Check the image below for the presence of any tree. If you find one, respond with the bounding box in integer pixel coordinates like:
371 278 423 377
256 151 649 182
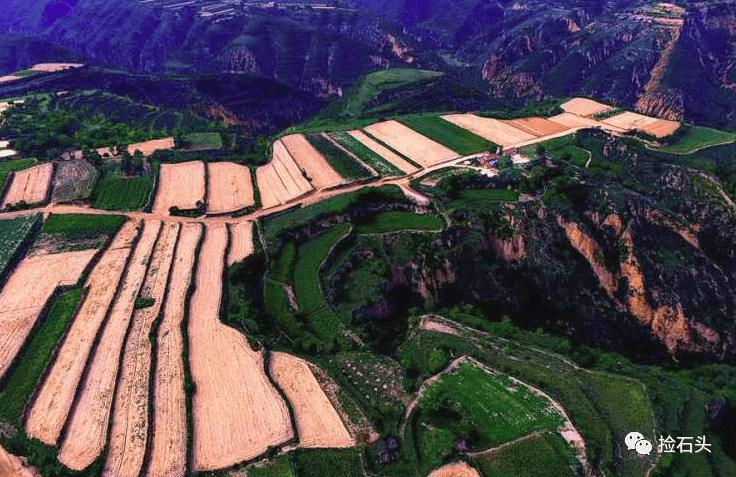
535 144 547 157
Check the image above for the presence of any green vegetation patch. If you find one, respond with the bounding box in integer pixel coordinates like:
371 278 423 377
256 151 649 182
305 133 372 180
41 213 125 241
182 132 222 151
328 131 403 176
448 189 519 209
473 432 577 477
92 173 154 211
0 215 38 273
519 134 589 166
248 454 295 477
356 212 443 234
343 68 444 117
0 287 83 423
293 448 364 477
655 125 736 154
399 116 497 155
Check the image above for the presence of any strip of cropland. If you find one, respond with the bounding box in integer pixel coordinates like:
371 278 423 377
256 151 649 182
104 222 180 477
640 119 681 138
328 131 404 176
428 461 481 477
1 163 53 208
228 221 253 266
0 249 97 380
145 223 202 477
57 220 161 471
206 162 254 214
363 120 458 167
0 215 38 275
0 443 36 477
270 352 354 448
256 140 313 209
547 112 623 132
152 161 205 214
503 117 568 138
602 111 659 131
440 114 536 147
304 133 373 180
347 130 419 174
559 97 613 117
189 224 293 471
399 116 498 155
280 134 343 189
25 220 139 445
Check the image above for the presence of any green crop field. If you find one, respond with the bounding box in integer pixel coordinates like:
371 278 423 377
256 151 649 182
448 189 519 209
473 432 576 477
293 449 364 477
655 125 736 154
41 213 125 241
343 69 445 117
0 287 83 423
0 215 38 273
305 134 372 180
416 362 564 449
328 132 403 176
248 455 295 477
399 116 497 155
356 212 443 234
92 173 154 211
183 132 222 150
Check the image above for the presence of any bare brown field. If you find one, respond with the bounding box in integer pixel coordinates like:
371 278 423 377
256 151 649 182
124 137 174 157
25 220 139 446
206 162 254 214
103 222 179 477
440 114 535 146
29 63 84 72
560 97 612 117
228 221 254 266
145 223 202 477
189 224 293 471
280 134 343 189
270 352 354 448
363 121 458 167
504 117 569 137
348 130 419 174
273 141 313 194
0 75 21 84
547 112 626 133
602 111 659 131
152 161 205 214
641 119 681 138
58 220 161 471
2 163 53 208
255 163 289 209
0 443 39 477
427 461 481 477
0 249 97 380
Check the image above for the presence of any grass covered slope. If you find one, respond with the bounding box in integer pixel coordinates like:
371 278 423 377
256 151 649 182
342 69 445 117
399 116 497 155
655 125 736 154
473 432 576 477
356 211 443 234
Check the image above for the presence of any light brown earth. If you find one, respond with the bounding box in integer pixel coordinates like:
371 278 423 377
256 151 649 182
547 112 628 134
440 114 536 146
25 220 139 445
153 161 206 214
427 462 481 477
189 224 293 471
57 220 161 470
272 139 313 195
145 223 202 477
256 140 315 209
0 75 21 84
280 134 343 189
602 111 659 131
29 63 84 72
123 137 175 157
269 352 354 448
0 443 39 477
504 117 569 137
2 163 53 208
255 163 290 209
206 162 254 214
228 221 254 266
103 222 180 477
0 249 96 380
347 130 419 174
639 119 681 138
560 97 613 117
364 121 458 167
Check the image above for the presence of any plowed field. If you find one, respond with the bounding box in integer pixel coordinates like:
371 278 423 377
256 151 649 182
228 221 253 265
2 163 53 208
363 121 457 167
152 161 205 214
347 130 419 174
440 115 535 147
560 98 612 117
206 162 254 214
280 135 343 189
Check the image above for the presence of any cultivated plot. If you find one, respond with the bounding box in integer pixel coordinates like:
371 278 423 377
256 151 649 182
547 112 626 133
428 461 481 477
30 63 84 72
504 117 568 137
270 352 354 448
189 224 293 471
560 97 612 117
153 161 206 214
440 114 536 147
51 159 97 203
58 220 161 471
0 249 97 380
280 134 343 189
256 140 314 209
347 130 419 174
228 221 254 266
26 220 139 445
206 162 254 214
146 223 202 477
0 443 36 477
602 111 659 131
104 222 180 477
2 163 53 208
641 119 681 138
363 120 458 167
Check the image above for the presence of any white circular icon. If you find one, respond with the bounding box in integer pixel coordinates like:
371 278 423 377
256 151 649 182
625 431 652 455
636 439 653 455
